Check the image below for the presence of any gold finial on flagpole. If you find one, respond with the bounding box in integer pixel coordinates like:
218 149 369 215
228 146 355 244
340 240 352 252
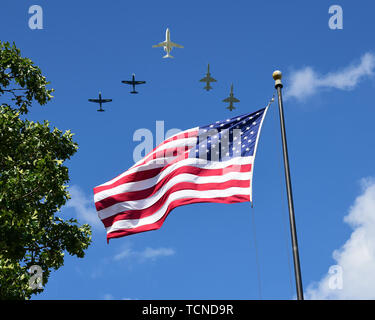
272 70 283 88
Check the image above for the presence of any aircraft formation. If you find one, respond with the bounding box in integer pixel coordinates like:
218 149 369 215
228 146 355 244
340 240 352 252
88 28 240 112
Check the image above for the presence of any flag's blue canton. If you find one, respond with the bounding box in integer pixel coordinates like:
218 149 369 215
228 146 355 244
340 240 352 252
190 108 266 161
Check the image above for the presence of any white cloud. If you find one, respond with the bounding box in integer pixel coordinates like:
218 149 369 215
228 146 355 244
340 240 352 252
113 246 133 261
305 178 375 299
141 247 175 259
114 243 175 262
66 185 103 230
285 53 375 101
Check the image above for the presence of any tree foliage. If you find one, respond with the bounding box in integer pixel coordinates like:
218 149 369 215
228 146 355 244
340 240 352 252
0 41 92 299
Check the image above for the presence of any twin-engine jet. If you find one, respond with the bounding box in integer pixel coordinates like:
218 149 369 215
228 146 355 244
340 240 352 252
121 74 146 94
199 64 217 91
223 84 240 111
88 92 112 112
152 28 183 58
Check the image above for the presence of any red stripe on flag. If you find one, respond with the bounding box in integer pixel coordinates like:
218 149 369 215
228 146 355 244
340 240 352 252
93 167 165 194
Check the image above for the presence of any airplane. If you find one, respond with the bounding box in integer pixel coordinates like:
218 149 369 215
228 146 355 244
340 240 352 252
152 28 183 58
199 64 217 91
121 73 146 94
223 84 240 111
88 92 112 112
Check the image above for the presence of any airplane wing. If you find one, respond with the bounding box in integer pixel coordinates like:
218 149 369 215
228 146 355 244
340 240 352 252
134 81 146 85
152 41 166 48
88 99 99 103
223 97 240 103
170 41 184 48
200 76 216 82
101 99 112 103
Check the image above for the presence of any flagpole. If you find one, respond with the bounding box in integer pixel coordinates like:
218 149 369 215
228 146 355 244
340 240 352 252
273 70 304 300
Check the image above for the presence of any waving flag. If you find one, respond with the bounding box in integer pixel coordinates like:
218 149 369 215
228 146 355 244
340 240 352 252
94 107 268 241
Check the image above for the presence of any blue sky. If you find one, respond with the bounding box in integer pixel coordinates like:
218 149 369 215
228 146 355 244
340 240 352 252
2 0 375 299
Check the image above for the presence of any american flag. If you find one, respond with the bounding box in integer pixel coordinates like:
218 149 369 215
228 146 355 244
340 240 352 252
94 107 268 241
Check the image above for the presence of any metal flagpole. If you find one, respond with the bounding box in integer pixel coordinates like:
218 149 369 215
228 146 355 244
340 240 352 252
272 70 304 300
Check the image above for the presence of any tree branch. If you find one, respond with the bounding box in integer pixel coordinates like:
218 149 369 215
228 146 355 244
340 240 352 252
14 186 40 201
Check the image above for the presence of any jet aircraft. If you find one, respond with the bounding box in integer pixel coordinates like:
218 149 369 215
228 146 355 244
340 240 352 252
223 84 240 111
152 28 183 58
88 92 112 112
199 64 217 91
121 74 146 94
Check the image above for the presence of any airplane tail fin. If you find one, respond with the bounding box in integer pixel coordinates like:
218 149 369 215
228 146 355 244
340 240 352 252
130 91 138 94
204 85 212 91
163 53 174 58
